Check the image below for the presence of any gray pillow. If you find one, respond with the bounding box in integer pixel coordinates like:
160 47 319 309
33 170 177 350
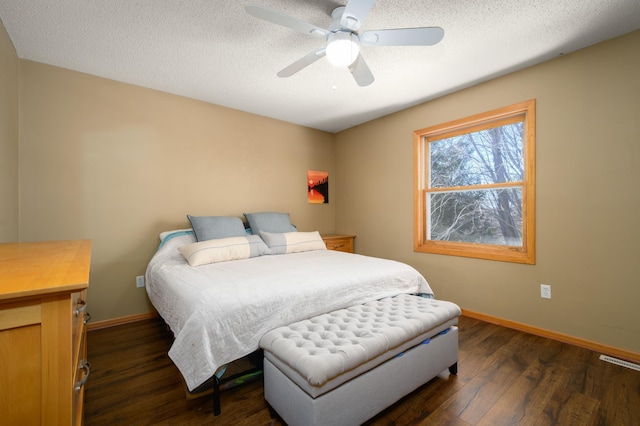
243 212 296 236
187 215 247 242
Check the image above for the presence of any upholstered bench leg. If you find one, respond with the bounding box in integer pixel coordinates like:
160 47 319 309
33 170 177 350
448 362 458 375
267 404 280 420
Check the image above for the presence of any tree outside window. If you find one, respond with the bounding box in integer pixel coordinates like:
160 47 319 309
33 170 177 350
413 100 536 264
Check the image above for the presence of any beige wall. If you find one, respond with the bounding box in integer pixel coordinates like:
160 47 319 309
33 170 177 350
11 22 639 353
19 61 335 321
335 31 640 353
0 18 19 241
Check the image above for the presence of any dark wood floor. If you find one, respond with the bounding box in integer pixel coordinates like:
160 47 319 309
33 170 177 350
84 316 640 426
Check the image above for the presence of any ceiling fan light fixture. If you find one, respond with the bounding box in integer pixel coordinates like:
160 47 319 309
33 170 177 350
326 31 360 67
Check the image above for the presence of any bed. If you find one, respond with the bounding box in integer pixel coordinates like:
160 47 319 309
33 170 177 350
144 213 435 411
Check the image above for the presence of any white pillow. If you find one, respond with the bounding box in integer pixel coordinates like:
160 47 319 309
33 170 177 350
260 231 326 255
178 235 270 266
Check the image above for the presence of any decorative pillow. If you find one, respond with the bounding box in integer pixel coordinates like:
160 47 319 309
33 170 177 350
178 235 271 266
187 215 247 242
260 231 326 255
243 212 297 236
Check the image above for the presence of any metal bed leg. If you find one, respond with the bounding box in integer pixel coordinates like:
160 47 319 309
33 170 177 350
211 352 264 416
213 376 221 416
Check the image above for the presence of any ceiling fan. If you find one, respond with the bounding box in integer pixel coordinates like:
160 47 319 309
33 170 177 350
245 0 444 87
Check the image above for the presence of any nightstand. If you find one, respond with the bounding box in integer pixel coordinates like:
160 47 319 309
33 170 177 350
321 234 355 253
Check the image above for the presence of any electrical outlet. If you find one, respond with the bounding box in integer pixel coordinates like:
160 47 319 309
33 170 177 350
540 284 551 299
136 275 145 288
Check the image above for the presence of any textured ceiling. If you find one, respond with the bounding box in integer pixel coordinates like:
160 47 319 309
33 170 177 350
1 0 639 133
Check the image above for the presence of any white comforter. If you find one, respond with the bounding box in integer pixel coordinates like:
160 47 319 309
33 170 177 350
145 234 433 391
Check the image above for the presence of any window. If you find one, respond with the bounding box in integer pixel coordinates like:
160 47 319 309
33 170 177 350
413 100 535 264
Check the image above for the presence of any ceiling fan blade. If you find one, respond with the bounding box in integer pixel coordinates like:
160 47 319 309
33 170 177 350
277 48 327 78
361 27 444 46
245 4 329 37
340 0 376 31
348 54 375 87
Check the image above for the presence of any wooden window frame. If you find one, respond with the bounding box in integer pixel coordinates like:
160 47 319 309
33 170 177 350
413 100 536 264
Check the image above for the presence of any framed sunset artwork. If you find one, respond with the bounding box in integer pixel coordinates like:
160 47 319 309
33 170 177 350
307 170 328 204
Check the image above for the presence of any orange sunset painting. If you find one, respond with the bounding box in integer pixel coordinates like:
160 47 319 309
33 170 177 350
307 170 328 204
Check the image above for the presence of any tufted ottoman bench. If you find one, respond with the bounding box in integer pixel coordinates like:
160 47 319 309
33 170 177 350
259 294 461 426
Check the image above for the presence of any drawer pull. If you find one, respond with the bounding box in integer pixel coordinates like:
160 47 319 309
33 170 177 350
75 300 88 317
84 312 92 324
75 360 91 390
332 244 345 249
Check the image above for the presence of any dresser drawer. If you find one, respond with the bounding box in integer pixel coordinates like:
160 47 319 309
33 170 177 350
322 235 355 253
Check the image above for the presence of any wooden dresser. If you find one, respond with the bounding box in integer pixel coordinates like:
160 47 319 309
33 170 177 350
0 240 92 425
321 234 355 253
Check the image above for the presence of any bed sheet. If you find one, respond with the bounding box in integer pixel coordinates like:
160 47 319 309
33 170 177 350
145 234 433 391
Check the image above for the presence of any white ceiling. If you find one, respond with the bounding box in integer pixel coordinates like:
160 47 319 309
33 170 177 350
1 1 639 133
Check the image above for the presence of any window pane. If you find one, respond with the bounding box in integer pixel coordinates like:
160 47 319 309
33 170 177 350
428 187 523 246
429 122 524 188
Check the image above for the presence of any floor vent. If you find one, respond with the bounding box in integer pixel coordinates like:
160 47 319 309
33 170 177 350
599 355 640 371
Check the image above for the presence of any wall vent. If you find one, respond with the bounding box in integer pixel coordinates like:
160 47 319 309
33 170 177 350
599 355 640 371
